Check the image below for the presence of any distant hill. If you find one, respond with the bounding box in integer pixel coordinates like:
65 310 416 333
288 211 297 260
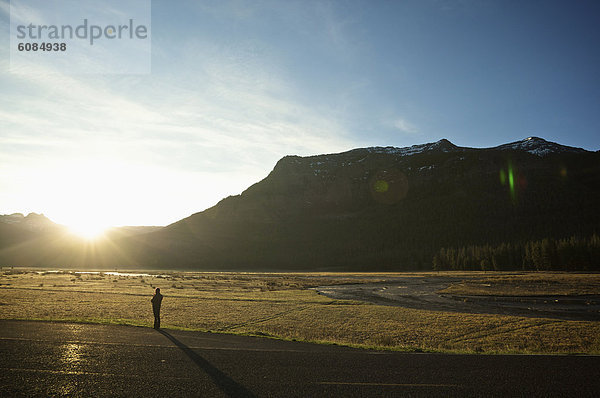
104 226 164 239
0 213 61 232
1 137 599 270
0 214 162 268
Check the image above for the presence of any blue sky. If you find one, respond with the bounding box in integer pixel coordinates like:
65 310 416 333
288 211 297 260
1 0 599 231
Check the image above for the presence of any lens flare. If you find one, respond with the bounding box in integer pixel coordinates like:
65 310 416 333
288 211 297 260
508 163 515 200
500 161 527 203
374 180 389 193
560 167 568 178
370 169 409 205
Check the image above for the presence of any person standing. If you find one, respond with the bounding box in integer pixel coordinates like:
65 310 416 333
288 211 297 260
151 287 163 329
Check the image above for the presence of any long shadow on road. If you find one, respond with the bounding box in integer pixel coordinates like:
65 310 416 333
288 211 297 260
157 329 256 398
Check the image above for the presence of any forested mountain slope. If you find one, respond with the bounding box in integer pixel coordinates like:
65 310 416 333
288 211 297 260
132 137 600 270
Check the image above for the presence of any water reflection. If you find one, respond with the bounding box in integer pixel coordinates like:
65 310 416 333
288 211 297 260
76 271 155 277
37 270 166 277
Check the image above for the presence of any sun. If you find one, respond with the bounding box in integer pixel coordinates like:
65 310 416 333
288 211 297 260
31 157 181 237
35 158 122 240
68 221 109 240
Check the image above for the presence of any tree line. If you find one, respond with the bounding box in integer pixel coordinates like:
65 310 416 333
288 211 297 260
432 234 600 271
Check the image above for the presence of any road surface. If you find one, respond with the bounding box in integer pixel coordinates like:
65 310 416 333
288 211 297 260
0 320 598 397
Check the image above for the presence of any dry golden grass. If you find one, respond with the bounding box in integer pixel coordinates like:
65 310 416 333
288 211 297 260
1 269 599 355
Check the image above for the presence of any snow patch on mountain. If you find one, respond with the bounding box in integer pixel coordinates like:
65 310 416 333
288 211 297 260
494 137 587 157
364 139 458 157
279 137 589 178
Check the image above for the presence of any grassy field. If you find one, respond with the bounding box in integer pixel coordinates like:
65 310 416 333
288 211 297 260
1 269 599 355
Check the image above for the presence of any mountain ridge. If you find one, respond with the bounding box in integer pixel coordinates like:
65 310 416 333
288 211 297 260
286 137 587 163
2 136 599 270
140 136 598 270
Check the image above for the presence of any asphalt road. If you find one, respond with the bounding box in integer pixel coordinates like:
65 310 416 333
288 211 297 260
1 320 598 397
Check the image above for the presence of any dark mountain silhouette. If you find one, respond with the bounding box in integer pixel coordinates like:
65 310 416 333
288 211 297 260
104 226 164 238
0 214 162 268
1 137 599 270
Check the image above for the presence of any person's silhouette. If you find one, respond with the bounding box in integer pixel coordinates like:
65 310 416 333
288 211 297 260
151 287 163 329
